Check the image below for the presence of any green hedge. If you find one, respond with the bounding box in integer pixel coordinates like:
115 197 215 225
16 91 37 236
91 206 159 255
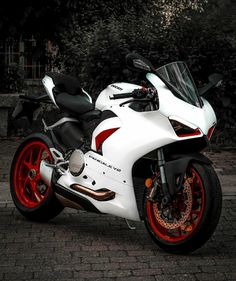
56 1 235 146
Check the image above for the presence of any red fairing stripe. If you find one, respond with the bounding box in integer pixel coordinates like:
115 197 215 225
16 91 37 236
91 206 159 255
95 128 120 151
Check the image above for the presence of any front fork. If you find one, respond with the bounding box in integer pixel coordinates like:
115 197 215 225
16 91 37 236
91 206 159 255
148 148 171 204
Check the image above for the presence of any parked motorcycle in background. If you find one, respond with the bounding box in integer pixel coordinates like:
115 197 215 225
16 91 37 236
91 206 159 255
10 53 223 254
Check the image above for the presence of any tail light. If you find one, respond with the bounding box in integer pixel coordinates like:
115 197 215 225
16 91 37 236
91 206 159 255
170 119 202 138
207 125 216 140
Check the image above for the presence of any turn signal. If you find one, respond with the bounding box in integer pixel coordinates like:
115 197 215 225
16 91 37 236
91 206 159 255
145 178 153 189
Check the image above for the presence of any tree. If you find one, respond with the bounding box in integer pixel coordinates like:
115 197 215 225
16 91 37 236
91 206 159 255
55 0 211 92
55 0 235 145
0 0 154 40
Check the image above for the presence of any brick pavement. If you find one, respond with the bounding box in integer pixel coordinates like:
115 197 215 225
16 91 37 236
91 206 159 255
0 200 235 281
0 138 236 281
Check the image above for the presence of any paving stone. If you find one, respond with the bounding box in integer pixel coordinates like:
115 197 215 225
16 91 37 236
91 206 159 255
132 268 163 276
92 262 120 271
195 272 227 281
74 270 104 278
137 255 166 262
110 256 137 263
82 257 107 264
201 265 232 273
81 245 108 251
3 272 34 281
225 272 236 280
100 250 128 257
54 263 91 271
34 270 74 279
155 274 197 281
117 277 156 281
119 262 149 270
104 269 132 278
128 250 154 256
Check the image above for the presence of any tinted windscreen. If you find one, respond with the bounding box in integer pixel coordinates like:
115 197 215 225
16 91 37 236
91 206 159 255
156 62 201 107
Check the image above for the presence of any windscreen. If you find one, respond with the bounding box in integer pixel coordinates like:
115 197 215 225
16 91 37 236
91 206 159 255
156 62 201 107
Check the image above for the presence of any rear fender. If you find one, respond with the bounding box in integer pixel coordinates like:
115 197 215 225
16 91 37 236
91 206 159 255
22 133 54 148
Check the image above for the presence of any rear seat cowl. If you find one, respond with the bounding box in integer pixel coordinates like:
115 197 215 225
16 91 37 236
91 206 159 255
46 72 83 96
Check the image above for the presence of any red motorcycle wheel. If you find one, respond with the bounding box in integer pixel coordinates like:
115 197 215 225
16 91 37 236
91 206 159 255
144 162 222 254
13 140 52 208
10 134 64 221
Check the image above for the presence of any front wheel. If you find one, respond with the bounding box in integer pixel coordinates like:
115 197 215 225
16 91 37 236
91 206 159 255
144 162 222 254
10 134 64 221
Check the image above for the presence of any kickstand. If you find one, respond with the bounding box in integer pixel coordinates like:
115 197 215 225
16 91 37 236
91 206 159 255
125 219 136 230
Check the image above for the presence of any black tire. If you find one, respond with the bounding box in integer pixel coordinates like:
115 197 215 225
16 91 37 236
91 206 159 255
10 133 64 222
144 162 222 254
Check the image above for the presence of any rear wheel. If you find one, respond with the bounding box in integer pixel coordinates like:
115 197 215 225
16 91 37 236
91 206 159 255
144 162 222 254
10 135 64 221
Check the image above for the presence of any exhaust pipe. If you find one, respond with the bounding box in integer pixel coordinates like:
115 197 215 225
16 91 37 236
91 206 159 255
71 184 115 201
40 160 53 187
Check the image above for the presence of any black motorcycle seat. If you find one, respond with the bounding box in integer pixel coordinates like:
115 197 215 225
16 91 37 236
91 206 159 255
47 72 96 118
46 72 83 96
56 92 94 116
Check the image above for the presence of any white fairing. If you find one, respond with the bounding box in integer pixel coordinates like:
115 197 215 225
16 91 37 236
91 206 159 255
42 75 58 107
96 82 141 110
146 73 216 135
91 117 122 151
56 74 217 222
58 150 140 220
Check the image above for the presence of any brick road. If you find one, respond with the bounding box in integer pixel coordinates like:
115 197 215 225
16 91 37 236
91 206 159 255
0 138 236 281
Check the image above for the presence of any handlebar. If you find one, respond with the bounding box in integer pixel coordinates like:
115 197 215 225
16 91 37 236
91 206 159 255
110 93 133 100
110 87 157 100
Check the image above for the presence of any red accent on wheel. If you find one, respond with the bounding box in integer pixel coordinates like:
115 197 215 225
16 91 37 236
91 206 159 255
13 141 53 208
95 128 119 151
147 167 205 243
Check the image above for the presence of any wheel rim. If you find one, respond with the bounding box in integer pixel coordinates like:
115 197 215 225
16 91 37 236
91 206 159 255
147 167 205 243
13 141 53 208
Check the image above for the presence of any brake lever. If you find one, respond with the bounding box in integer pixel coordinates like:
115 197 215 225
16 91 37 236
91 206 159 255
119 98 152 107
132 88 146 99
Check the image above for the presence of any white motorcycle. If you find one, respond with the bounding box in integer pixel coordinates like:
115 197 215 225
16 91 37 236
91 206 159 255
10 53 223 253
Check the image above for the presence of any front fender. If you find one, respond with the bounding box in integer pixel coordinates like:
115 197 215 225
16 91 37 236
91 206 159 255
132 152 212 220
167 153 212 164
165 153 212 196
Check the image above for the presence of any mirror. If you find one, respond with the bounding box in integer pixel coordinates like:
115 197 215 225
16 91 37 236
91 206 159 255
126 53 155 73
208 73 223 87
199 73 223 96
